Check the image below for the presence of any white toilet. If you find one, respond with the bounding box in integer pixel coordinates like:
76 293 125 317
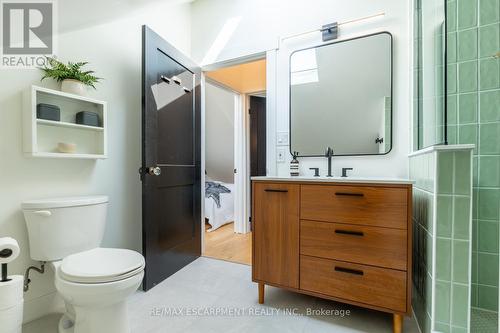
21 196 145 333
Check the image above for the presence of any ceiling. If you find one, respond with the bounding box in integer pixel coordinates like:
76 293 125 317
205 59 266 94
58 0 193 33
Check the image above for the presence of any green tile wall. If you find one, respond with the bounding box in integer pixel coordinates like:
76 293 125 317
411 152 435 333
446 0 500 315
434 149 473 332
410 148 473 333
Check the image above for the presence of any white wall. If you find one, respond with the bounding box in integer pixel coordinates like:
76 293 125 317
0 1 191 322
205 82 235 183
191 0 411 179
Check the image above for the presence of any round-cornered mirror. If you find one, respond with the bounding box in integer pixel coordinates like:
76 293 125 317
289 32 393 157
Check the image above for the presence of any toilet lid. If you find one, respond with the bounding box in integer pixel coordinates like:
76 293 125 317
60 248 145 284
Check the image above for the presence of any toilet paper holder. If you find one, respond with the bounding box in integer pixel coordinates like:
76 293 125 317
0 237 20 282
1 249 13 282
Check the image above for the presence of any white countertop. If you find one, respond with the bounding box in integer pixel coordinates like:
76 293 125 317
251 176 414 185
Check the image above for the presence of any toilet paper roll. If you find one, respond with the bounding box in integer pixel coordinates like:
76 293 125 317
0 275 23 333
0 275 23 310
0 237 20 264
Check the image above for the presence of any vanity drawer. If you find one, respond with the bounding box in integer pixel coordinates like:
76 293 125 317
300 185 408 229
300 220 407 270
300 255 407 312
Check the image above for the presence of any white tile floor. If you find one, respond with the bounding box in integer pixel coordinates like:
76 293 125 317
23 257 421 333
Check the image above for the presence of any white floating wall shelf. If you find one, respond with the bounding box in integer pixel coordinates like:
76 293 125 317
23 85 108 159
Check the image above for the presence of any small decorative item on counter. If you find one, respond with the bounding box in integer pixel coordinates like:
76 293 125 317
36 103 60 121
290 151 300 177
40 57 102 96
57 142 77 154
76 111 100 127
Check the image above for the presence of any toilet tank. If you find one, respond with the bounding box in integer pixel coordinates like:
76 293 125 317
22 196 108 261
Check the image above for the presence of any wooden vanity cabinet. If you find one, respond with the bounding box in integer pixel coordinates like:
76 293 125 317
252 182 300 289
252 180 412 333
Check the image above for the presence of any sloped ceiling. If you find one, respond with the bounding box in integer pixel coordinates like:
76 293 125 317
58 0 193 33
205 59 266 93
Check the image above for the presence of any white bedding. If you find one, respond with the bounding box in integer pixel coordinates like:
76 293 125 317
205 181 234 232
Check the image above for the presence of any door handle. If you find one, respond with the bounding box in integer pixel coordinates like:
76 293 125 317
148 167 161 176
264 189 288 193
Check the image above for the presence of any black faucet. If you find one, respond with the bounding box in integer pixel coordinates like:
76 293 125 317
309 167 320 177
341 167 353 177
325 147 334 177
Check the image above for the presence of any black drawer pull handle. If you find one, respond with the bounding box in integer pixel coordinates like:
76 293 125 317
335 229 364 237
334 266 364 276
264 189 288 193
335 192 364 197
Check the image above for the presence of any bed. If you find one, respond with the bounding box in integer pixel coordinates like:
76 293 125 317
205 179 234 232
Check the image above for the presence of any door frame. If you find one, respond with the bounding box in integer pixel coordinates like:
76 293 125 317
201 51 276 254
237 90 267 235
201 53 270 244
202 77 247 236
246 91 266 233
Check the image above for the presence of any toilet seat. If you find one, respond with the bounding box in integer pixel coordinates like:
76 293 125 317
59 248 145 284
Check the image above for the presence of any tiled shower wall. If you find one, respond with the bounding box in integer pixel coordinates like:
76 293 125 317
411 147 473 333
411 151 436 333
446 0 500 312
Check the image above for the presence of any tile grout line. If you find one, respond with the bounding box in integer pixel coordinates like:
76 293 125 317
432 150 438 330
468 149 474 330
450 151 456 327
475 0 482 311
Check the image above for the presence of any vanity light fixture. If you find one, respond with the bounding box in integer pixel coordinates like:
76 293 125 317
281 12 385 43
321 22 338 41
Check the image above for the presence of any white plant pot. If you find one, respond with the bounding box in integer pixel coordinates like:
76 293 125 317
61 79 88 96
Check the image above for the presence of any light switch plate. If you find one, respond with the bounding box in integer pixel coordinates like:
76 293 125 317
277 132 289 146
276 147 286 162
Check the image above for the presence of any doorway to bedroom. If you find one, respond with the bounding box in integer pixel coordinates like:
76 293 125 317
203 58 266 266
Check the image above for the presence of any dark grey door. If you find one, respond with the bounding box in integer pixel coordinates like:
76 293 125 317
141 26 201 291
249 96 266 176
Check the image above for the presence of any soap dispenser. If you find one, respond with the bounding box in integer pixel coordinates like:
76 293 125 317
290 151 300 177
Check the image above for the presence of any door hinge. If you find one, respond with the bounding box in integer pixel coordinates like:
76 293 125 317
138 167 144 181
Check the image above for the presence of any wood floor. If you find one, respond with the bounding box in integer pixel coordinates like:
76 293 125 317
203 222 252 265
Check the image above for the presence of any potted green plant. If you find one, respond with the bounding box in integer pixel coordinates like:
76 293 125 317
40 57 101 96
